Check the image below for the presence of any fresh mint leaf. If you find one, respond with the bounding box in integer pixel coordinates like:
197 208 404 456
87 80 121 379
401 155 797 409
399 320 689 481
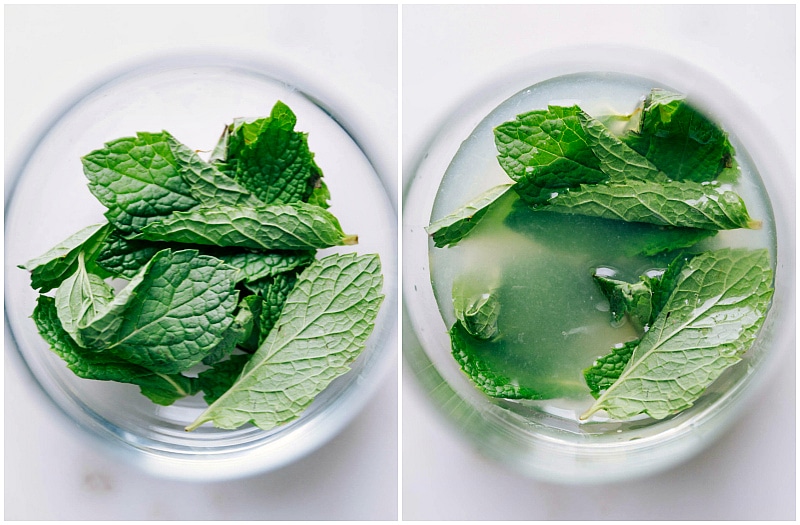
213 101 326 206
82 132 201 234
20 223 112 292
94 228 163 279
78 249 240 374
202 305 254 366
623 89 739 183
548 179 758 230
244 272 300 338
197 353 251 405
33 295 197 406
138 202 357 251
425 184 513 248
186 253 383 431
55 253 115 346
581 248 773 421
218 250 314 283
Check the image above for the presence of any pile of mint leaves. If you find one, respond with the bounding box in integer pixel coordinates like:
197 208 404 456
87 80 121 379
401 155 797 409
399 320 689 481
21 101 384 432
427 88 774 421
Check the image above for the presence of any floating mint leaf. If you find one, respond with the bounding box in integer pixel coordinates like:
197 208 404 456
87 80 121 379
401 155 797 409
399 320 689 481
581 248 773 421
426 184 513 248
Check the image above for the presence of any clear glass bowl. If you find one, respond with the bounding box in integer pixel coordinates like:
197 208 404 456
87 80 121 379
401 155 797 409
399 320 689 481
402 46 794 484
5 54 397 481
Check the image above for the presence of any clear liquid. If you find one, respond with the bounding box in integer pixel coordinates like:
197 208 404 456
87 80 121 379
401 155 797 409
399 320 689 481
429 72 777 421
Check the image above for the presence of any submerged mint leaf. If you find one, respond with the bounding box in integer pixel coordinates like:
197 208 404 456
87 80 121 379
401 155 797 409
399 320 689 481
213 101 326 206
20 223 113 292
426 184 513 248
623 89 739 183
582 248 774 421
186 252 383 431
593 275 653 332
453 289 501 340
548 179 758 230
33 295 197 406
450 321 542 399
583 340 638 399
138 202 357 251
78 249 240 374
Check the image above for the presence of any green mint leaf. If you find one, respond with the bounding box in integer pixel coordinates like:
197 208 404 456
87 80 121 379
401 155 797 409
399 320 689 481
94 228 163 279
453 289 500 340
33 295 197 406
494 106 661 206
54 253 115 346
196 353 251 405
450 321 542 399
164 133 263 208
593 275 653 332
20 223 112 292
548 179 758 230
213 101 326 206
244 272 300 338
137 202 357 251
78 249 240 374
186 252 383 431
426 184 513 248
238 294 266 352
581 248 773 421
623 89 739 183
202 304 254 365
583 340 638 399
82 132 201 234
218 250 314 283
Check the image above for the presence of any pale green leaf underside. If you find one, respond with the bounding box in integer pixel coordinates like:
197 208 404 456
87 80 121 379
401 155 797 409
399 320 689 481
582 248 773 420
187 252 383 431
55 254 115 347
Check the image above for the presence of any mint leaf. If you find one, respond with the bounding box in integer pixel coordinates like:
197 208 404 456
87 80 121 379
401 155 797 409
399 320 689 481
453 289 500 340
218 250 314 283
548 179 758 230
426 184 512 248
94 228 163 279
20 223 112 292
202 304 254 366
623 89 738 183
54 253 115 346
138 202 357 251
581 248 773 420
583 340 638 399
33 295 197 406
78 249 240 374
450 321 542 399
186 253 383 431
244 272 300 337
197 353 251 405
494 106 661 206
213 101 326 206
593 275 653 332
82 132 200 234
164 133 263 208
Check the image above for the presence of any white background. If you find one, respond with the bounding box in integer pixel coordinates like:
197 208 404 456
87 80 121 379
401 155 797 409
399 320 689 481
402 4 795 521
4 5 398 521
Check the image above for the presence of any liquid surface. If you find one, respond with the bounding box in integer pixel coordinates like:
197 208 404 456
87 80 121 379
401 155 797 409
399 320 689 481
429 73 776 420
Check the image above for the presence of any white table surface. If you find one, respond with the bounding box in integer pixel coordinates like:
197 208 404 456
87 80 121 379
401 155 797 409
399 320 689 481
402 4 795 521
4 5 398 521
